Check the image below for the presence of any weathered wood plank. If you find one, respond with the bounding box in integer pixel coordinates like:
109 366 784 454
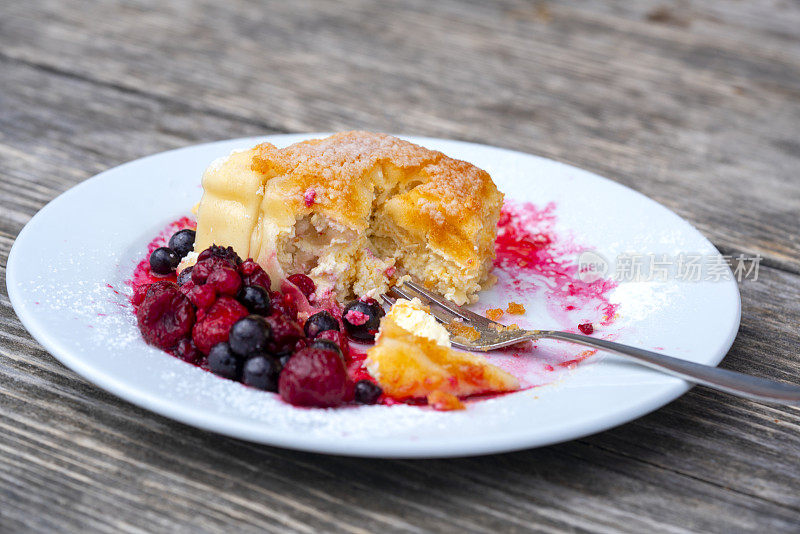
1 0 800 532
1 62 799 532
2 0 799 271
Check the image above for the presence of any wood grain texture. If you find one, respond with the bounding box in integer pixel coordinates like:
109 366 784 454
2 0 799 270
1 1 799 532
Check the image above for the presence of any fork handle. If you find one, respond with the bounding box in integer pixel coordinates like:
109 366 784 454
539 331 800 407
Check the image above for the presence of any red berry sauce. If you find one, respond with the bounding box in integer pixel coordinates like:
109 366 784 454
478 201 620 388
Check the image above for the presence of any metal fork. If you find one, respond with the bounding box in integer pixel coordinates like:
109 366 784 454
382 280 800 407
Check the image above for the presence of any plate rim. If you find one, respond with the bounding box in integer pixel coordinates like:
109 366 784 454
6 133 741 458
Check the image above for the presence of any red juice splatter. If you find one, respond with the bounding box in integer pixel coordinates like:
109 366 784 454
494 201 618 326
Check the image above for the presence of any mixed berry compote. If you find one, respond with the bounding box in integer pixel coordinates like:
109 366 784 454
129 222 385 409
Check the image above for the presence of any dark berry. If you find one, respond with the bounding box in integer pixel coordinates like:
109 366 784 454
186 283 216 310
178 278 195 296
228 316 272 357
242 355 280 391
131 284 149 306
197 244 241 266
239 259 271 290
208 342 241 380
293 338 308 353
149 247 180 275
191 257 223 285
342 299 385 341
309 338 343 360
578 323 594 335
271 291 298 320
304 310 340 339
174 338 201 364
278 347 348 407
136 283 195 349
168 229 196 258
206 265 242 296
176 266 194 286
146 280 177 297
287 273 316 298
354 380 382 405
316 330 349 358
237 285 271 315
264 314 304 353
192 296 249 354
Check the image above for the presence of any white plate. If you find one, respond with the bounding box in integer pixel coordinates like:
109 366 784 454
6 134 740 458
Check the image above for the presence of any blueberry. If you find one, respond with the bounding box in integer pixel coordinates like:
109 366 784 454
149 247 180 275
176 266 193 286
238 285 271 315
242 355 281 392
354 380 382 404
304 310 340 339
309 338 343 359
342 299 385 341
228 315 272 357
208 342 241 380
168 229 196 258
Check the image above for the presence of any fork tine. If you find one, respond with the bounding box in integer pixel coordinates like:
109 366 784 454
389 285 466 326
402 280 494 326
380 293 396 308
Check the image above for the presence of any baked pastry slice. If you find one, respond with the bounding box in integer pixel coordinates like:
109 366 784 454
191 131 503 305
365 299 519 400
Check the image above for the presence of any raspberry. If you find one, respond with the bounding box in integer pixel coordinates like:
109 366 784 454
264 314 304 354
173 338 201 364
192 296 249 354
131 284 149 306
271 291 298 320
287 273 316 298
239 260 271 290
178 279 195 296
293 337 309 353
146 280 178 297
136 283 195 350
238 259 260 277
578 323 594 335
206 265 242 296
197 245 241 266
186 283 217 310
190 256 227 285
279 347 349 407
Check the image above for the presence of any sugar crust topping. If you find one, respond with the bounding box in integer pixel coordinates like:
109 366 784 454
251 131 500 237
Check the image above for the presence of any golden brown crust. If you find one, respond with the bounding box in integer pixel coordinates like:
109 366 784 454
250 131 502 264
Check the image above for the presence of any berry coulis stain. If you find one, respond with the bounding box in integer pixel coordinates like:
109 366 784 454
468 200 620 391
494 201 618 326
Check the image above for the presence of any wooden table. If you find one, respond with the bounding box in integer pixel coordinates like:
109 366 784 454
1 1 799 532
